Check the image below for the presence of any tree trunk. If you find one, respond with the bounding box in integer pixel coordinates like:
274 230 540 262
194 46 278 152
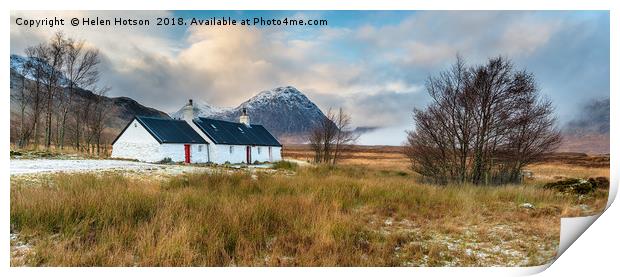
45 90 53 150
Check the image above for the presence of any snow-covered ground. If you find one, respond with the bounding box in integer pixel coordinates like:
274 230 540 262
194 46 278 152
10 159 174 175
9 159 282 177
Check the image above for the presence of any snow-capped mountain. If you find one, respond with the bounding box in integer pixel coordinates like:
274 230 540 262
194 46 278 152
171 86 328 143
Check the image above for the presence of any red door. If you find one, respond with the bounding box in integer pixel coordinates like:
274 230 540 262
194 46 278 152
184 144 191 163
246 146 251 164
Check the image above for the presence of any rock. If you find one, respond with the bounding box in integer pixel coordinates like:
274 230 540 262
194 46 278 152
520 203 535 209
543 178 596 194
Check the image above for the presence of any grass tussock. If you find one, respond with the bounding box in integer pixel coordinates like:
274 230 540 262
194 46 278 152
11 165 607 266
271 160 298 171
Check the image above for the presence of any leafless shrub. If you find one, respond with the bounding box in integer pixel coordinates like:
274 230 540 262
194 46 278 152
405 56 561 185
308 108 358 164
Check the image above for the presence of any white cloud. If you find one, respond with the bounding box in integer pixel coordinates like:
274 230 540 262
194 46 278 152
497 20 561 56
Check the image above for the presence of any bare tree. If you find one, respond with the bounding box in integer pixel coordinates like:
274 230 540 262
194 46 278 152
308 108 357 164
86 86 111 155
320 109 339 163
308 109 336 163
405 56 561 185
74 93 94 151
501 96 562 182
332 108 359 165
59 38 100 149
23 46 46 149
309 127 325 163
37 32 66 150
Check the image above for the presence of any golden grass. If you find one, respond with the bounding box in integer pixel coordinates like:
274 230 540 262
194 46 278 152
283 145 411 171
525 163 610 182
10 163 608 266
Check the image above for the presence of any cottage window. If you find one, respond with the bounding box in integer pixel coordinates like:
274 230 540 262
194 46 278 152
134 123 137 128
198 145 203 152
257 147 261 154
229 146 234 154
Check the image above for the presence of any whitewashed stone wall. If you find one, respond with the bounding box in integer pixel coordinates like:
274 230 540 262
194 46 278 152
210 144 246 164
192 144 210 163
271 146 282 162
159 143 209 163
111 119 161 162
209 144 282 164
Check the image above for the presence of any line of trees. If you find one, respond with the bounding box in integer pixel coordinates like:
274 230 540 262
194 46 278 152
10 31 110 154
405 56 561 185
308 108 359 164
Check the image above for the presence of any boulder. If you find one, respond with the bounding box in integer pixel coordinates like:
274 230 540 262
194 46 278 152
543 178 596 194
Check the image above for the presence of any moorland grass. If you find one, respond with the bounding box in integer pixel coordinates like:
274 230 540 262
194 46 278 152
10 165 608 266
271 160 298 171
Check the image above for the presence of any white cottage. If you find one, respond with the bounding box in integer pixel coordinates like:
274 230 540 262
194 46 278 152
111 100 282 164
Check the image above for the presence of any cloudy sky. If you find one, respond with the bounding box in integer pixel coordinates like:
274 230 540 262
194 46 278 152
10 10 609 145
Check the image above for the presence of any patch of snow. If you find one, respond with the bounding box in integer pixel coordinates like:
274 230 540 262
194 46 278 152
465 248 473 256
579 204 591 212
475 251 489 259
520 203 535 209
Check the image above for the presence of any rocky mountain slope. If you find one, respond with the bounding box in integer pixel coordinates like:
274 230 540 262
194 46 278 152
171 86 328 143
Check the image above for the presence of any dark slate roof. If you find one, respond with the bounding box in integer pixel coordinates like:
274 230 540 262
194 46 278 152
112 116 207 144
192 117 282 147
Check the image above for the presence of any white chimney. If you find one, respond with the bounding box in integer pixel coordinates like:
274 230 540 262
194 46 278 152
240 107 250 126
183 99 194 122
